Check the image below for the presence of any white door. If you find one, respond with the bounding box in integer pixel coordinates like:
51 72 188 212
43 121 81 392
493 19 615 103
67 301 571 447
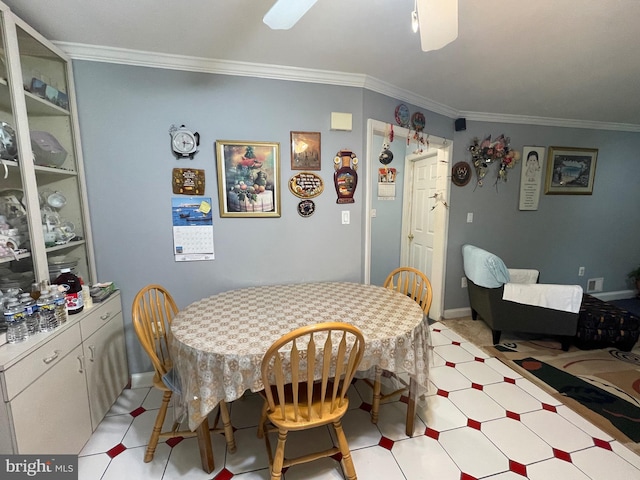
404 152 438 277
364 119 450 321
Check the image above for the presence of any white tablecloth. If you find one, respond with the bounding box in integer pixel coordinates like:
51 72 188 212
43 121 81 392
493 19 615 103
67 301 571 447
170 282 430 430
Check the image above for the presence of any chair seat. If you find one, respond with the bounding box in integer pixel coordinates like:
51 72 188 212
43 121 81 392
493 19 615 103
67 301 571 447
264 382 349 430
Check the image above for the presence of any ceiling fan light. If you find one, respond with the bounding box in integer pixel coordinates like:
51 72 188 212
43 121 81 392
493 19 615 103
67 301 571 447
417 0 458 52
411 10 419 33
263 0 319 30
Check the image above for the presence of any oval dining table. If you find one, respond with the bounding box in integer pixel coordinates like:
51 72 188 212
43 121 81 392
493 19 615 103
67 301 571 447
170 281 430 473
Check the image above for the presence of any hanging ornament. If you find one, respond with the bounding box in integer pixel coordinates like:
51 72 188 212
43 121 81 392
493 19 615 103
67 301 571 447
379 124 394 165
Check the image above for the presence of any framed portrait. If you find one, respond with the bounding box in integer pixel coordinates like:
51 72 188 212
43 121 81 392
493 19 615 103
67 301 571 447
545 146 598 195
216 140 281 217
290 131 321 170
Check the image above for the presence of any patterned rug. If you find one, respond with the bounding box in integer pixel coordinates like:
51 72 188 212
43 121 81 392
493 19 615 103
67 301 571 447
439 317 640 454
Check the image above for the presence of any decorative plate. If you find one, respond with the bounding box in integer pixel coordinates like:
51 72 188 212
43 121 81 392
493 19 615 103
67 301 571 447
297 199 315 217
394 104 410 127
451 161 472 186
288 172 324 199
411 111 426 131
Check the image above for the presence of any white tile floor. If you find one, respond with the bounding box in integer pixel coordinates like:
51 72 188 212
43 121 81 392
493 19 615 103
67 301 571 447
78 321 640 479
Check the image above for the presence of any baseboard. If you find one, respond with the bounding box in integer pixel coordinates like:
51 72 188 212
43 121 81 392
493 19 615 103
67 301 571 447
591 289 636 301
444 307 471 319
130 372 154 389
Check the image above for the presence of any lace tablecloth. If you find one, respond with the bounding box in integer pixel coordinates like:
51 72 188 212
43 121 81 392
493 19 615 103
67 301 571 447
170 282 430 430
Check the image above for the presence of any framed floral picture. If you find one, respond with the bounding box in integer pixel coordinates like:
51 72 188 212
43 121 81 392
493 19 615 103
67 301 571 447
290 131 321 170
544 146 598 195
215 140 281 217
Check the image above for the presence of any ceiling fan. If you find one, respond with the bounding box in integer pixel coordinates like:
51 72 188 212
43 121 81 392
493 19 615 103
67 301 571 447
263 0 458 52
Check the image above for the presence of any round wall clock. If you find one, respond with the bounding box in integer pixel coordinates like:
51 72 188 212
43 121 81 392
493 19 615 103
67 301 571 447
394 104 410 127
452 161 472 186
169 124 200 159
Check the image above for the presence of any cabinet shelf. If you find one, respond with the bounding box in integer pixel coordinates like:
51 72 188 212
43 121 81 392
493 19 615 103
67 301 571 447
1 159 77 177
0 78 69 117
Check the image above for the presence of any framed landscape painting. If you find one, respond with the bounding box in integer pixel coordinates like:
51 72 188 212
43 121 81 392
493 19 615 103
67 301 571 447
545 146 598 195
290 131 321 170
216 140 281 217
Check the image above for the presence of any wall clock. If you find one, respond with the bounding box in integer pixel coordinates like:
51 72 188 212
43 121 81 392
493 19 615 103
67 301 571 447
169 124 200 159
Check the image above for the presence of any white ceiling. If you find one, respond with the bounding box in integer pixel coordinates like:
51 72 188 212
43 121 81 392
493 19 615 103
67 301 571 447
4 0 640 128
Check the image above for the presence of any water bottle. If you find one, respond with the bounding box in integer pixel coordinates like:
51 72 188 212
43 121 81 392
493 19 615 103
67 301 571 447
4 300 28 343
53 268 84 315
19 292 39 335
51 288 68 325
37 292 58 332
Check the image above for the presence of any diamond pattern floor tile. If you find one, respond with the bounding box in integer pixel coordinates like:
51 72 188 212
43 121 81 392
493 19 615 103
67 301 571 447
77 318 639 480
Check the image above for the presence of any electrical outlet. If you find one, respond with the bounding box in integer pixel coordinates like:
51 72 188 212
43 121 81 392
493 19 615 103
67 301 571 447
461 277 467 288
578 266 585 276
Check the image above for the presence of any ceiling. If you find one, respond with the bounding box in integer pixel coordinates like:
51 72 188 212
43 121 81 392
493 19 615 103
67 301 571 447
4 0 640 129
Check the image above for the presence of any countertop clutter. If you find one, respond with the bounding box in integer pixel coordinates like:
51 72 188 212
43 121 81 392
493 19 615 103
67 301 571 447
0 281 117 347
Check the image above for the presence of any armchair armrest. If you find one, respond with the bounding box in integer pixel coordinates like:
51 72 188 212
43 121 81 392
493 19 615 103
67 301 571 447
507 269 539 284
502 283 583 313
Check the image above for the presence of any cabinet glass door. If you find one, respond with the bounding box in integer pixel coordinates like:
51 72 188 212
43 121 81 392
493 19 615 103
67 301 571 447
0 14 36 295
15 24 91 286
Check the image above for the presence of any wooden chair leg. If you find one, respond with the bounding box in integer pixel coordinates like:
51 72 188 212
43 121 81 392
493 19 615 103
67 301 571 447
371 366 382 424
405 377 417 437
333 420 357 480
257 400 268 439
270 429 288 480
196 416 214 473
144 390 171 462
219 400 237 453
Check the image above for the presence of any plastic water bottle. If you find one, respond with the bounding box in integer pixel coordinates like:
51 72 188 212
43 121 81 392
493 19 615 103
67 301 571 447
37 292 58 332
19 292 39 335
4 300 28 343
54 268 84 315
51 288 68 325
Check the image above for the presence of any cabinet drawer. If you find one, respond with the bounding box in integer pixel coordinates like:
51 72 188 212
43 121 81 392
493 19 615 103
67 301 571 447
80 293 122 341
3 324 82 401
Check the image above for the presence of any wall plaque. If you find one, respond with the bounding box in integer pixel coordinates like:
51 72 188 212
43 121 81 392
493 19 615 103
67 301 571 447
173 168 205 195
288 172 324 199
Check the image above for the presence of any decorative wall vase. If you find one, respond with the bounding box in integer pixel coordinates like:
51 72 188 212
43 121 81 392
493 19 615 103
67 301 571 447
333 150 358 204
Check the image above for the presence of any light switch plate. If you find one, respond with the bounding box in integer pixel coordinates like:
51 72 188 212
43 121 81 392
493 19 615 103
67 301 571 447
342 211 350 224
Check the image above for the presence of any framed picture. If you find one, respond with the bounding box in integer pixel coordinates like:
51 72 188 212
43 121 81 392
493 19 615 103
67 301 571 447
545 146 598 195
216 140 281 217
290 131 321 170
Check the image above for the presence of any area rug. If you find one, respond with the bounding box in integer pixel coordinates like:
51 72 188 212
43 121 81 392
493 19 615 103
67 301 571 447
439 317 640 454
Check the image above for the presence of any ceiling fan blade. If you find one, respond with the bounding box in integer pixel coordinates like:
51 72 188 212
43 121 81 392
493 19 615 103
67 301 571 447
263 0 319 30
417 0 458 52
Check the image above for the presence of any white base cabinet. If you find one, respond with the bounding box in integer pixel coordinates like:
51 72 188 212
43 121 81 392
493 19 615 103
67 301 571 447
0 292 127 454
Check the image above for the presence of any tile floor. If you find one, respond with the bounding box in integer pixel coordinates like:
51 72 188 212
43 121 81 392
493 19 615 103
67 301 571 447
78 321 640 479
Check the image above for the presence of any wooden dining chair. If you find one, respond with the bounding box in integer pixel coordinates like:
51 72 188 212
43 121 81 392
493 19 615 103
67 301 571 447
259 322 366 480
132 284 236 463
369 267 432 436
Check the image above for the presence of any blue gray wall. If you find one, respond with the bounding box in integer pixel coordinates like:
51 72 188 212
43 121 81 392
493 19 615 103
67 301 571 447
73 61 640 374
445 122 640 310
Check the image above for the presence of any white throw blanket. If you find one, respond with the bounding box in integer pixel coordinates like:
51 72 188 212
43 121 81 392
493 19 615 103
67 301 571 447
502 283 583 313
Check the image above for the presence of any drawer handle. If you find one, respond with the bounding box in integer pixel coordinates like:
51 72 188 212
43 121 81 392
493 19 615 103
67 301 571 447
42 350 61 364
88 345 96 362
77 355 85 373
100 312 112 321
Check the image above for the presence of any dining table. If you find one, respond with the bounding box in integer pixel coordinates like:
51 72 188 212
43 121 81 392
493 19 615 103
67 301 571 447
169 281 430 473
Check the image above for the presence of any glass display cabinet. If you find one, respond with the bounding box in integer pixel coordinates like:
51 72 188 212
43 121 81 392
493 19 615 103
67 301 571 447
0 3 95 294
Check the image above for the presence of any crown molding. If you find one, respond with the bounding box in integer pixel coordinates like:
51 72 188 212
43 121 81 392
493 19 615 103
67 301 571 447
57 42 640 133
462 110 640 133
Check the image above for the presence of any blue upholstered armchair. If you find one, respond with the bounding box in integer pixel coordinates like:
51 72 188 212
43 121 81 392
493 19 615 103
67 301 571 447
462 244 583 351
